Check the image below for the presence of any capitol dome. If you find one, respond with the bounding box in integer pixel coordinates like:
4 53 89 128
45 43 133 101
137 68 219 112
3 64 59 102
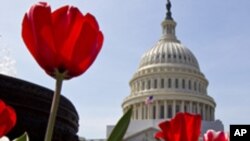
139 39 200 71
122 1 216 122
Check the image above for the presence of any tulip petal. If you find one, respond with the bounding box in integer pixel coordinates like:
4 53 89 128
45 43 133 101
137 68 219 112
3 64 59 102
65 14 103 78
155 113 201 141
204 130 229 141
154 131 164 140
0 100 16 137
22 2 57 76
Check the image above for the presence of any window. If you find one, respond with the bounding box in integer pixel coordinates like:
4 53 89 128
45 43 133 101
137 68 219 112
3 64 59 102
188 80 191 90
182 79 185 89
173 54 176 58
193 104 197 113
160 105 165 119
168 105 172 118
153 106 156 119
147 80 151 89
161 79 164 88
194 81 197 91
184 104 188 112
154 79 157 89
176 104 180 113
168 78 172 88
136 108 138 119
142 81 145 90
137 82 139 91
199 83 201 92
175 79 179 88
162 54 165 59
168 54 171 59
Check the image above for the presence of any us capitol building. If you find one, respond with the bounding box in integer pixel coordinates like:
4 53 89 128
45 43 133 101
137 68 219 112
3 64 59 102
86 1 224 141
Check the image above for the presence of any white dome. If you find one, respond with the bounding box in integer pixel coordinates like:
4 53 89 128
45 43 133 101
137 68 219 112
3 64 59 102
139 40 200 71
122 4 216 122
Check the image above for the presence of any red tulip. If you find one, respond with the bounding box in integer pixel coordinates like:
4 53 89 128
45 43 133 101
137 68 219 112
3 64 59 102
0 100 16 137
155 112 201 141
203 130 229 141
22 2 104 79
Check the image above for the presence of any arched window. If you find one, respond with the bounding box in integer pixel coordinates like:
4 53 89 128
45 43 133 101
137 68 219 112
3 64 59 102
168 54 171 59
199 83 201 92
160 105 165 119
175 79 179 88
162 54 165 59
176 104 180 113
168 105 172 118
147 80 151 89
142 81 145 90
168 78 172 88
194 81 197 91
154 79 157 89
161 79 164 88
153 105 156 119
188 80 191 90
182 79 185 89
137 82 139 92
184 104 188 112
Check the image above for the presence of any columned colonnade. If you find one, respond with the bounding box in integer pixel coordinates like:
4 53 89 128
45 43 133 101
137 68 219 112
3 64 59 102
124 99 214 121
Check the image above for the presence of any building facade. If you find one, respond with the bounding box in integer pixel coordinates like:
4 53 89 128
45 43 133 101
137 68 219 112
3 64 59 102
122 1 215 122
110 1 223 141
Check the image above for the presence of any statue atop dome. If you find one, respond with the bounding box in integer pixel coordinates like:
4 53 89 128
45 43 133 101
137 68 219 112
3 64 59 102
166 0 173 20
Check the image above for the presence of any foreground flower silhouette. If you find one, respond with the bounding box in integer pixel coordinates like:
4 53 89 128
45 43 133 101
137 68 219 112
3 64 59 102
22 2 103 141
155 112 201 141
203 130 229 141
0 100 16 138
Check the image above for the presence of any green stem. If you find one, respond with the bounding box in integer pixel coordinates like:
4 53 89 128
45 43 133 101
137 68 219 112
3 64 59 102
44 72 64 141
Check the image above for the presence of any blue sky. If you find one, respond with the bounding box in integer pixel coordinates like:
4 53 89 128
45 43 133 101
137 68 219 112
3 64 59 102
1 0 250 139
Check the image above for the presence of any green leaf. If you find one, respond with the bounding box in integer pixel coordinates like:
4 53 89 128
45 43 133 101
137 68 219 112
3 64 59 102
13 132 29 141
107 108 132 141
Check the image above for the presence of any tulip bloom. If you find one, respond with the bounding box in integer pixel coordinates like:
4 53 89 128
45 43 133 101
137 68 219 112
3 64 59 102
155 112 201 141
0 100 16 137
22 2 104 79
22 2 103 141
203 130 229 141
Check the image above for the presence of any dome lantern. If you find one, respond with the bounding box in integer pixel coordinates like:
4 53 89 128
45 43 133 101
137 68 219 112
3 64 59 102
161 0 179 43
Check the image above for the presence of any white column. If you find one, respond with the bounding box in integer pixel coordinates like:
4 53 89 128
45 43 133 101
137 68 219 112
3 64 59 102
156 101 159 119
208 106 211 121
139 103 142 119
164 100 168 119
172 100 176 117
131 105 135 119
